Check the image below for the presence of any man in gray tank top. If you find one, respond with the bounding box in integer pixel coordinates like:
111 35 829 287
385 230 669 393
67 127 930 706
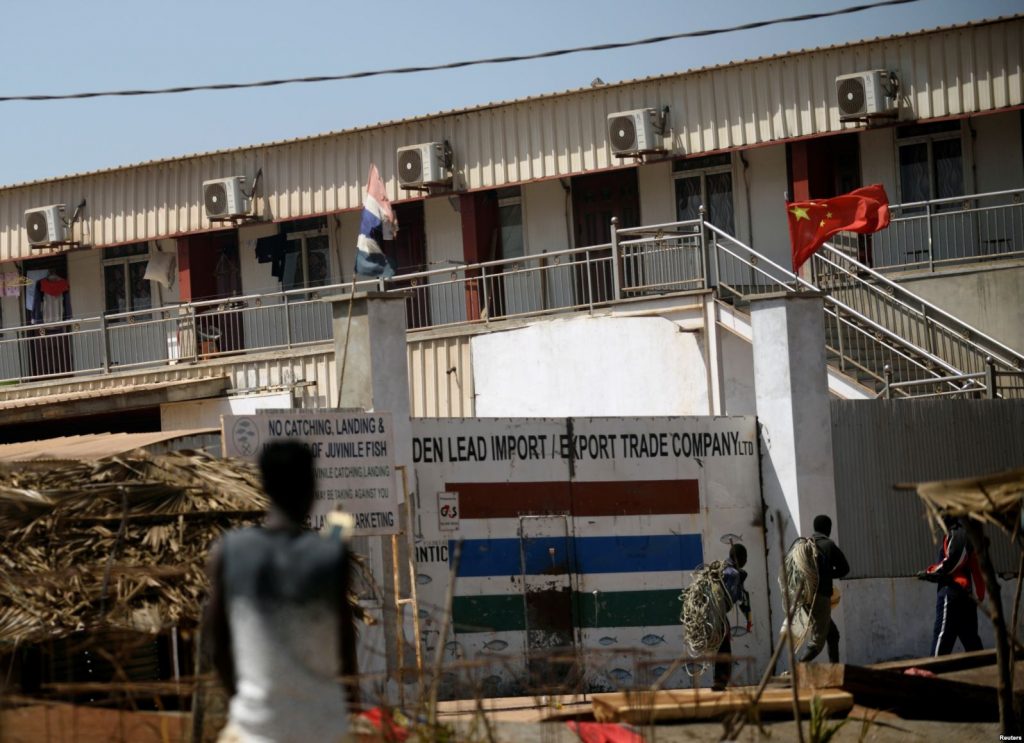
203 440 357 743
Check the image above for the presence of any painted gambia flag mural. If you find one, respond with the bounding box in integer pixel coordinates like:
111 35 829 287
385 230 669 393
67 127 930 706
410 417 764 696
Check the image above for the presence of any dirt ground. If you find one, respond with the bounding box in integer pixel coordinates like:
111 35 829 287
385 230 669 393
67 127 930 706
436 696 1002 742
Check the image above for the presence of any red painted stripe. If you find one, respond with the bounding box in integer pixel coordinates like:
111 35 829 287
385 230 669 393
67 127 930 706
448 480 699 519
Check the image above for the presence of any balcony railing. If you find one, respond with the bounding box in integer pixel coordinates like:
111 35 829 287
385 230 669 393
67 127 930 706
0 223 707 385
1 190 1022 397
835 187 1024 271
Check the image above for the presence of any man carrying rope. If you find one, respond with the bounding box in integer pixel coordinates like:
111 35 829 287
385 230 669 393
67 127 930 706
800 515 849 663
713 544 753 691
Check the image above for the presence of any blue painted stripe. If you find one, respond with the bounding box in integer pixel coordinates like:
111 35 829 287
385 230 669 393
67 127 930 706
450 534 703 578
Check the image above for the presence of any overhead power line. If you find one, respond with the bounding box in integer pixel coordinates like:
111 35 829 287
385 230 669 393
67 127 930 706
0 0 925 103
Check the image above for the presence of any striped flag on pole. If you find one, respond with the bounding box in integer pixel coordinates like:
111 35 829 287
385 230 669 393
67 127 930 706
354 164 397 278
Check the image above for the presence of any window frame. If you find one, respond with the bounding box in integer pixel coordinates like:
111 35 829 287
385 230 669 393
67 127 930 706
102 242 153 317
282 222 331 291
671 153 736 234
894 121 970 207
496 186 526 260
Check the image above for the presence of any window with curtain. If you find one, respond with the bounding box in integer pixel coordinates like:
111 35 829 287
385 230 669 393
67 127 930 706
673 154 735 234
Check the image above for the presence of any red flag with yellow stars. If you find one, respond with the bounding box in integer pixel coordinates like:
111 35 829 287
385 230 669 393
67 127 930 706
786 184 890 271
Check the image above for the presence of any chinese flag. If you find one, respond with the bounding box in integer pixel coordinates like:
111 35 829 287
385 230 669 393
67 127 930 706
786 184 890 271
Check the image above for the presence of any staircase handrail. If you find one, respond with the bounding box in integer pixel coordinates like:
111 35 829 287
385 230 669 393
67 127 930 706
816 242 1024 371
704 223 970 382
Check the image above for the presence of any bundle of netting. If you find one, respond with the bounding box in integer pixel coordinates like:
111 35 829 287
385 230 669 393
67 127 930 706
779 537 820 649
678 560 731 674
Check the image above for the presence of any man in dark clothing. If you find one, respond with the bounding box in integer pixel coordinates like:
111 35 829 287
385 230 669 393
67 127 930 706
203 441 358 742
917 516 984 656
713 544 753 691
801 514 850 663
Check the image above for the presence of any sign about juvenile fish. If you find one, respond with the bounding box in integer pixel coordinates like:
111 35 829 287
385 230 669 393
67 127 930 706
222 410 399 536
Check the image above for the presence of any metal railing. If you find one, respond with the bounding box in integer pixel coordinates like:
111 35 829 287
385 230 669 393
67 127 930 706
1 195 1022 395
0 224 706 385
836 187 1024 271
704 222 1024 397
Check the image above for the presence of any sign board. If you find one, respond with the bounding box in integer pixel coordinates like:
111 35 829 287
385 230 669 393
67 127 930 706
437 491 459 532
407 416 766 696
222 410 399 535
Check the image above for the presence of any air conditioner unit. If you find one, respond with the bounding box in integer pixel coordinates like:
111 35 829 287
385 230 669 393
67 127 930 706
203 176 250 219
397 142 448 188
835 70 898 120
608 109 660 155
24 205 67 246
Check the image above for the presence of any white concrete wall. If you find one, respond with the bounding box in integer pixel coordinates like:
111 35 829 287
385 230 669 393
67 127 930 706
860 127 898 201
160 390 294 430
638 161 674 226
523 179 571 254
238 221 280 296
722 330 756 415
744 145 790 267
973 111 1024 194
896 263 1024 352
840 576 1019 665
471 315 710 417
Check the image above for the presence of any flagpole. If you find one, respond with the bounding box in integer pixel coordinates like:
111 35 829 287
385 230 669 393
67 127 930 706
335 272 359 408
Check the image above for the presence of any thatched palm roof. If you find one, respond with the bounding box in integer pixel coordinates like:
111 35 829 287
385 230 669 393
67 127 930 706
0 450 267 645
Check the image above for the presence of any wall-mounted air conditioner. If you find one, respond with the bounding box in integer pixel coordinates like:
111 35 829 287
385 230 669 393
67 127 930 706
608 109 663 155
836 70 898 121
203 176 250 219
397 142 449 188
24 205 67 246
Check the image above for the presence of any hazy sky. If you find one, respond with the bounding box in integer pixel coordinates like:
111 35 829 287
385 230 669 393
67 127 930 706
1 0 1019 186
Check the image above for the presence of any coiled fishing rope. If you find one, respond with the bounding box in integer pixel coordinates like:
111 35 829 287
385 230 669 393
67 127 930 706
679 560 731 675
780 537 820 649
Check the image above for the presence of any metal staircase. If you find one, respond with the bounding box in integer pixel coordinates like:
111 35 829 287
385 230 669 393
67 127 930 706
703 222 1024 399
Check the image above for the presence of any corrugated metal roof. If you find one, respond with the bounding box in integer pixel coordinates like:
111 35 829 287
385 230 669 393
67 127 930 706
0 428 219 462
1 14 1021 260
2 14 1017 193
0 378 228 412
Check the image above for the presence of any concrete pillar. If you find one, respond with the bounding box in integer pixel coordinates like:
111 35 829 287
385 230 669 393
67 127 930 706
750 292 841 662
328 291 412 474
328 291 413 700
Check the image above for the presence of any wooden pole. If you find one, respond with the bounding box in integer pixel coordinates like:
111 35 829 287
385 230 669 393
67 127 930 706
335 274 359 407
776 511 805 743
721 513 807 742
965 518 1019 735
390 532 405 709
427 540 462 728
399 466 424 676
1009 549 1024 673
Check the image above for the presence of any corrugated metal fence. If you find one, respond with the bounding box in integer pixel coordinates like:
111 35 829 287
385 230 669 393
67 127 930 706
832 399 1024 577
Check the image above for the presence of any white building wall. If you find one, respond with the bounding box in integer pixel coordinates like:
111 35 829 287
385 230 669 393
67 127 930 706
860 127 898 200
744 144 790 267
523 179 571 254
637 161 674 226
471 315 710 417
973 111 1024 194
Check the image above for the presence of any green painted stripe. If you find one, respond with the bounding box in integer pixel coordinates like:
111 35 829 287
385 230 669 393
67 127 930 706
577 589 682 628
453 595 525 633
453 589 682 633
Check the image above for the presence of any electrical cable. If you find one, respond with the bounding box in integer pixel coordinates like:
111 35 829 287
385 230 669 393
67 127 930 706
0 0 925 103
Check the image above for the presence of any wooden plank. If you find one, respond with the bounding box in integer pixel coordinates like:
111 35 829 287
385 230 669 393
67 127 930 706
870 649 995 674
591 687 853 724
0 702 189 743
799 662 999 721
